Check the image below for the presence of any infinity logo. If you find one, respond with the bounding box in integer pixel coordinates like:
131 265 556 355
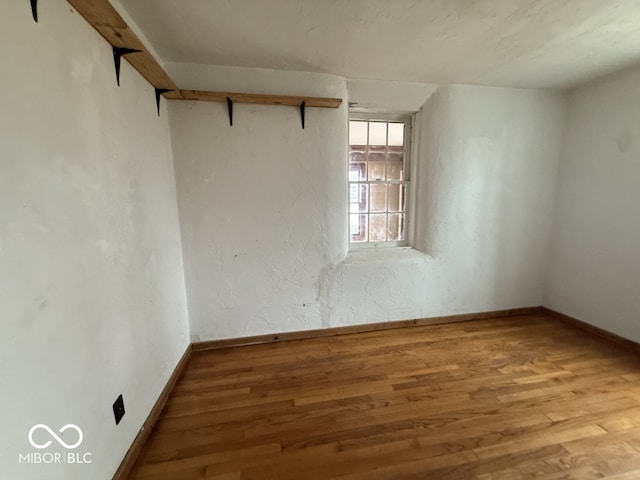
28 424 83 450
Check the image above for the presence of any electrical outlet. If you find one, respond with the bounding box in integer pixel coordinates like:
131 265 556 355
113 394 125 425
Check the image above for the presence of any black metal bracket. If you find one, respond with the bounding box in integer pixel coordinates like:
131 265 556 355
30 0 38 22
155 89 173 116
300 101 306 129
113 47 140 86
226 97 233 126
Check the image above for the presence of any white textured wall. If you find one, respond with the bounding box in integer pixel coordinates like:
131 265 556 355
545 65 640 341
327 85 567 326
171 67 567 339
0 2 189 479
169 66 348 340
346 78 438 113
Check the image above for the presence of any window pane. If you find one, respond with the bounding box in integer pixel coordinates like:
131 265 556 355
350 214 368 242
367 151 385 162
349 166 366 182
370 184 387 213
369 213 387 242
388 184 405 212
349 183 368 212
388 123 405 146
367 152 385 181
387 213 405 240
387 152 404 180
349 151 366 180
349 121 367 146
349 150 365 163
348 117 410 246
369 214 387 241
368 122 386 150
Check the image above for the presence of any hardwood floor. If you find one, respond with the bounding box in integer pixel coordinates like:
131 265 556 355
129 313 640 479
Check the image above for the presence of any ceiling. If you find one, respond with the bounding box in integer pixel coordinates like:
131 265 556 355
118 0 640 89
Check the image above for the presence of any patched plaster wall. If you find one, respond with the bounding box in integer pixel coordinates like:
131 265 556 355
326 85 567 327
169 67 348 340
169 65 567 340
3 2 640 479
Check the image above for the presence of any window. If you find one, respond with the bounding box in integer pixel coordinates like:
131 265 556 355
349 114 411 247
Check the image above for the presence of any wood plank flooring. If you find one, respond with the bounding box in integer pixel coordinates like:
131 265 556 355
129 313 640 479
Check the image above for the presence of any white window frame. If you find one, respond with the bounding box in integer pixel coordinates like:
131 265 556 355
348 112 412 250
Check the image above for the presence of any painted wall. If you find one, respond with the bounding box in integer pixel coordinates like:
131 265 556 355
346 78 438 113
0 2 189 479
545 65 640 341
169 65 349 340
170 66 567 340
327 85 567 327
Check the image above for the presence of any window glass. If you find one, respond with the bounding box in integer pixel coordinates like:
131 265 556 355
348 116 410 247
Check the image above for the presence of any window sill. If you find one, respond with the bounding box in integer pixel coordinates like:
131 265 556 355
344 246 431 264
